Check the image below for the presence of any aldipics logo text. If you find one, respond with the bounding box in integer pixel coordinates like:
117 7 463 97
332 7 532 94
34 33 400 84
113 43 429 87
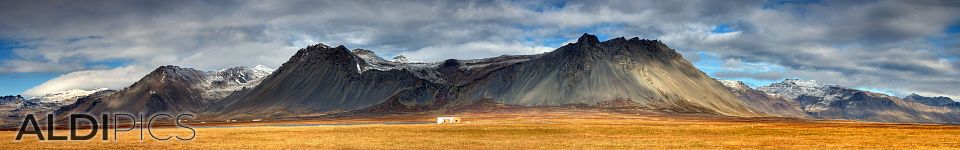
14 113 196 141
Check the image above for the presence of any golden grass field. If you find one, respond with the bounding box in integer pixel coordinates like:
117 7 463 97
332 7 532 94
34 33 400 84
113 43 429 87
2 108 960 149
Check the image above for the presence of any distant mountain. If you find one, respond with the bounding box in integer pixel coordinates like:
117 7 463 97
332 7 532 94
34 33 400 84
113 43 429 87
757 79 960 123
392 55 409 63
718 80 808 118
57 65 273 115
903 93 957 107
1 88 109 126
0 95 25 126
0 95 26 114
214 33 760 118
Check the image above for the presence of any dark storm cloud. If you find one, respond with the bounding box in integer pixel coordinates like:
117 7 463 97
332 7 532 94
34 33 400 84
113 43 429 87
648 0 960 98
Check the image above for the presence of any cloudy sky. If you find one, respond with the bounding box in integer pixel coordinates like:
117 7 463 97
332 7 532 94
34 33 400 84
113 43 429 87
1 0 958 99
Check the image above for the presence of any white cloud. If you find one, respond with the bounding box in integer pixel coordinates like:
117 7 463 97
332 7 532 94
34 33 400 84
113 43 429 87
22 66 151 97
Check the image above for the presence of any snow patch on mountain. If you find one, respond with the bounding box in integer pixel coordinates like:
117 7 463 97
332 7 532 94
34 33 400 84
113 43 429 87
253 64 275 74
392 55 408 63
33 88 109 104
757 79 846 112
758 79 839 99
199 66 275 100
718 80 749 90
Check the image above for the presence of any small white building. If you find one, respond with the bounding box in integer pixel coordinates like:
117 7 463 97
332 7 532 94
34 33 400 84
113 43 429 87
436 117 461 124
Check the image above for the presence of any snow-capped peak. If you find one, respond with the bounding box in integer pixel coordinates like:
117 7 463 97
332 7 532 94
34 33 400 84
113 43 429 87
196 65 276 100
33 88 108 103
757 79 849 110
780 79 831 88
392 55 408 63
718 80 750 90
253 64 275 73
757 79 846 112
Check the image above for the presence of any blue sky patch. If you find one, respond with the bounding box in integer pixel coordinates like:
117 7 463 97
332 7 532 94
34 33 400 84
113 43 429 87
947 23 960 34
0 73 59 96
712 24 737 33
692 51 786 88
0 40 24 61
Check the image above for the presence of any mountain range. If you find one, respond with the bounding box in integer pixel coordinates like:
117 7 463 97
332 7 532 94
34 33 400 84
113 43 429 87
210 33 758 118
2 33 958 125
717 79 960 123
755 79 959 123
1 88 112 124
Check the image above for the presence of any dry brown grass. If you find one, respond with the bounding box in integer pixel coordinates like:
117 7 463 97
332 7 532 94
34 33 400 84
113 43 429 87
2 109 960 149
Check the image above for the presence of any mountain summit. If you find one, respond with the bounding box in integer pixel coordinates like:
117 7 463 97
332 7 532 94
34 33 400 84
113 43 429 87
904 93 957 106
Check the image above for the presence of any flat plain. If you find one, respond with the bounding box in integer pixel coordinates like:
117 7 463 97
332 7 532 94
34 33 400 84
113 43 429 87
2 108 960 149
